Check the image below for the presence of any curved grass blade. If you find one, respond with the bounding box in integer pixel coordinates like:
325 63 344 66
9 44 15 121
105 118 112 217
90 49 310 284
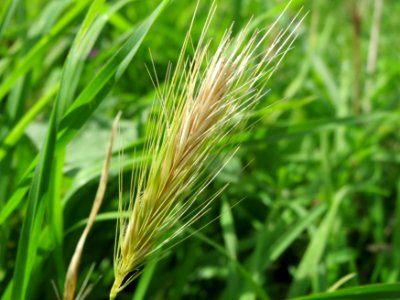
58 0 170 147
292 283 400 300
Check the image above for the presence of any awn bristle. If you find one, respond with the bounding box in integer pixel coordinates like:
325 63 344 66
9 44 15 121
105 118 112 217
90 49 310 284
110 3 303 298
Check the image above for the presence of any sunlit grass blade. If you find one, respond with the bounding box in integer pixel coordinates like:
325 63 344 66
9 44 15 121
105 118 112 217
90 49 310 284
58 0 171 146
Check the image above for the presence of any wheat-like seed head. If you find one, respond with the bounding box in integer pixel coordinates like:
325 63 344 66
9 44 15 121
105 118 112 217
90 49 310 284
110 3 304 298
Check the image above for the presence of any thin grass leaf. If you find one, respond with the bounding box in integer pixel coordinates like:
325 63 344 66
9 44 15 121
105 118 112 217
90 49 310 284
288 187 351 297
58 0 171 146
0 83 59 162
0 0 21 43
241 112 398 145
327 273 357 292
191 229 271 300
292 283 400 300
220 197 240 299
221 197 238 259
131 258 158 300
241 202 326 299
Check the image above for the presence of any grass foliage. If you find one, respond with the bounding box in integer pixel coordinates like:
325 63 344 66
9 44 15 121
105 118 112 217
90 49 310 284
0 0 399 299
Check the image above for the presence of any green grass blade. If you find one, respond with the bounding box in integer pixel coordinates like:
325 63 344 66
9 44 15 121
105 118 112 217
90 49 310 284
57 0 170 148
292 283 400 300
10 112 56 300
288 188 351 297
241 203 326 299
191 229 271 300
9 2 169 298
65 212 129 235
10 0 106 297
0 0 20 42
0 186 29 225
221 198 238 259
62 155 148 206
243 112 398 145
131 259 158 300
268 204 327 262
0 83 59 161
47 0 114 287
220 197 240 299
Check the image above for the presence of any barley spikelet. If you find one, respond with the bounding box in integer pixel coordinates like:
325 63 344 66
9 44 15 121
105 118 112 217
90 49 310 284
110 3 304 298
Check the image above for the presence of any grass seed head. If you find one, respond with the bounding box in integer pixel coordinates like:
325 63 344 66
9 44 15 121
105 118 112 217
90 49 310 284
110 3 303 298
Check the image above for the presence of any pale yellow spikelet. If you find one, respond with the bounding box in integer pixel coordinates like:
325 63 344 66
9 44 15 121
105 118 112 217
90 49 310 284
110 3 304 298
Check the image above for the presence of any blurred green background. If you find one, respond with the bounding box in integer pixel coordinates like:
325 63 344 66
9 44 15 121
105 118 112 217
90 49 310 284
0 0 399 299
